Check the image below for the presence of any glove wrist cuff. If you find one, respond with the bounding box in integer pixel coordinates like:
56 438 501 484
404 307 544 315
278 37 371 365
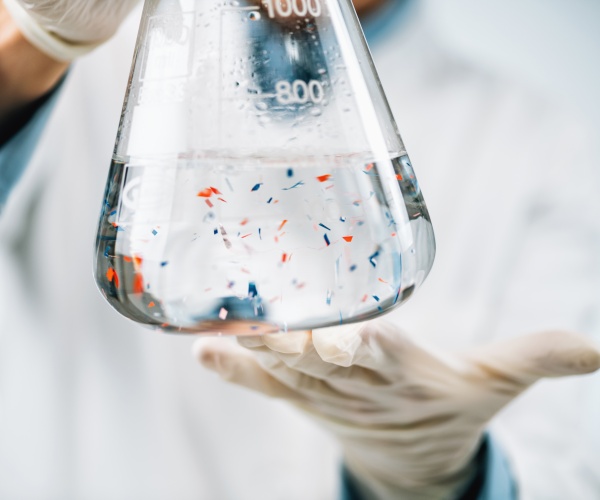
4 0 102 62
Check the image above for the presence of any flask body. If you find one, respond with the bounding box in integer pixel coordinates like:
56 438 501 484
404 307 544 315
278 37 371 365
94 0 435 333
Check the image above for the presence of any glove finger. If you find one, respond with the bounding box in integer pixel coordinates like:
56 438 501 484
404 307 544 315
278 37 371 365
313 321 460 386
239 331 393 388
462 330 600 390
194 338 365 409
193 338 302 400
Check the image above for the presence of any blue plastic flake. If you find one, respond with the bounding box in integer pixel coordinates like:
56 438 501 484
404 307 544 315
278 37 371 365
110 210 117 216
152 229 158 236
267 197 273 204
319 223 331 231
326 289 332 305
248 282 258 298
373 295 380 302
324 234 331 246
340 216 347 222
349 264 357 272
116 226 125 232
283 181 305 190
258 228 262 240
214 228 218 235
369 250 379 267
251 183 263 192
160 261 169 267
287 168 294 177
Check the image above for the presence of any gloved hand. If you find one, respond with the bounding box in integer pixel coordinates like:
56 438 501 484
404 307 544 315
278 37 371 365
3 0 140 61
194 322 600 499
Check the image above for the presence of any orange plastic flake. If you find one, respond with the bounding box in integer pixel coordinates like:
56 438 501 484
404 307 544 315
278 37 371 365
396 174 403 181
342 236 354 242
365 163 374 171
278 219 288 231
133 274 144 294
197 188 213 198
123 256 133 263
240 218 249 226
161 323 170 328
217 197 227 203
316 174 331 183
106 268 120 288
378 278 388 284
133 256 143 267
282 253 288 263
148 301 156 308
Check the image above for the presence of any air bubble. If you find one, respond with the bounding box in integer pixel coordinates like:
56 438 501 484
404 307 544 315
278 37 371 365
248 11 261 21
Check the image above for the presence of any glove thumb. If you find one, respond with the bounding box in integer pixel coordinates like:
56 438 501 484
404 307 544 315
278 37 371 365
462 331 600 388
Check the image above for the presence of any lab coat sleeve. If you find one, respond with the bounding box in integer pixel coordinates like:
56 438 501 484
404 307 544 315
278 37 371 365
340 435 517 500
0 82 63 209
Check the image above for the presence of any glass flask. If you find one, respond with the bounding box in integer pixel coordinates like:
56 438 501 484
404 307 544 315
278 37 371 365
94 0 435 334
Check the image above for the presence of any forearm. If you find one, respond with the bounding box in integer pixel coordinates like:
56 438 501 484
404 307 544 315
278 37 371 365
0 2 68 128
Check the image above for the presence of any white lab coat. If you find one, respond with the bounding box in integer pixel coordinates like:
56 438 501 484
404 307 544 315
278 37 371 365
1 5 599 500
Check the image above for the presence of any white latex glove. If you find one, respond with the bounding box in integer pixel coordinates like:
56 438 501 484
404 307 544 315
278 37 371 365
3 0 140 61
194 322 600 500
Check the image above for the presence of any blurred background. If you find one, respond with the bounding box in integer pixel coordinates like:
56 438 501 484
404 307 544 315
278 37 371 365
422 0 600 137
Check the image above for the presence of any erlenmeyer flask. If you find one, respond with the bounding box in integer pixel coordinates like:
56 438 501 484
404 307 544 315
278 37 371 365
94 0 435 334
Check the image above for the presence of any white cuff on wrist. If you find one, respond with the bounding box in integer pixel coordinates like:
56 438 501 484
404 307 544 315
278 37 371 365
4 0 102 61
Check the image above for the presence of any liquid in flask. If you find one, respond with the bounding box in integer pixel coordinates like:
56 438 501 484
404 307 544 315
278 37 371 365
94 0 435 334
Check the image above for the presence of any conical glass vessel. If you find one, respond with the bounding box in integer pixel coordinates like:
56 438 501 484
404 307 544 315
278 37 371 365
94 0 435 334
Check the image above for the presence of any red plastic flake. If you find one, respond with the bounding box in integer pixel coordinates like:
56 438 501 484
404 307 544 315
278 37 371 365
365 163 374 171
197 188 213 198
210 186 222 195
106 268 120 288
342 236 354 242
205 199 214 208
133 274 144 294
240 218 249 226
396 174 403 181
282 253 288 263
316 174 331 183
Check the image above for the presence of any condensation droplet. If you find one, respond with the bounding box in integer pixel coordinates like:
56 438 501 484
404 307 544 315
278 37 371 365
310 107 322 117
